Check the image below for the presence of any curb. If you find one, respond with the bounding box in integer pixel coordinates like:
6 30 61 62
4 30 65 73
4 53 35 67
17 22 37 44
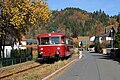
79 51 83 59
42 59 77 80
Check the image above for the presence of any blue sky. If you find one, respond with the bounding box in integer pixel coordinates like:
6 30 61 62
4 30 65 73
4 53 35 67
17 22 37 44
47 0 120 16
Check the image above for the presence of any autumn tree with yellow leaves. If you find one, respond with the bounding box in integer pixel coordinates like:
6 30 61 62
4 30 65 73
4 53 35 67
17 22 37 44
0 0 51 57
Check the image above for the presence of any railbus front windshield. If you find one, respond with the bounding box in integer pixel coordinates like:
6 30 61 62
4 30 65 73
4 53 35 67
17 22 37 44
40 37 49 45
50 37 60 44
38 37 61 45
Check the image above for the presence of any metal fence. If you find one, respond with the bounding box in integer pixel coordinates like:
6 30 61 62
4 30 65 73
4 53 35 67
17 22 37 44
0 57 32 67
0 48 33 68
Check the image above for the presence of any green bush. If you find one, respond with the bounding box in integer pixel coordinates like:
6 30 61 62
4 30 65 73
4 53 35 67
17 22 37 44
11 48 32 58
95 41 109 53
74 42 79 48
95 42 102 53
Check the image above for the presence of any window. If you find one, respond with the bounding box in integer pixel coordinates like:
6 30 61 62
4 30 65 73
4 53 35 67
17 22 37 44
65 38 73 45
50 37 60 44
68 40 73 45
61 37 65 44
40 37 49 45
65 39 68 44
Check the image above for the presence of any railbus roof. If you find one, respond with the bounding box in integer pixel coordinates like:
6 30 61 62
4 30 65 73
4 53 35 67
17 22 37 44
37 32 72 40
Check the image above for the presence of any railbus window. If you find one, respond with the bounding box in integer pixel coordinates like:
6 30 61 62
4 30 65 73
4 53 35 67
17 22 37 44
68 40 73 45
38 38 40 45
50 37 60 44
61 37 65 44
65 39 69 45
66 39 73 45
41 37 49 45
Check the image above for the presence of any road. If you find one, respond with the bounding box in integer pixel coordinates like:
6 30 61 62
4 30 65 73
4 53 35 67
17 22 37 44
53 51 120 80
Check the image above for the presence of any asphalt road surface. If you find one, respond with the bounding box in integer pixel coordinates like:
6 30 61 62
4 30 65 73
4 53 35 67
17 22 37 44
53 51 120 80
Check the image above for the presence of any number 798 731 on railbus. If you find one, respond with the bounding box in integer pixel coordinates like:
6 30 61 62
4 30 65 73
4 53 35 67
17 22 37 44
37 32 74 60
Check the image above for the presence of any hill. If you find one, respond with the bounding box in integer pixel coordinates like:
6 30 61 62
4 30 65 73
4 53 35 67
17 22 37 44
26 7 120 38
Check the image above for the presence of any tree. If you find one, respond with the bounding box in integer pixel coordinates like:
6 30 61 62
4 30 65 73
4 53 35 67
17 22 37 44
115 24 120 48
117 13 120 23
0 0 51 58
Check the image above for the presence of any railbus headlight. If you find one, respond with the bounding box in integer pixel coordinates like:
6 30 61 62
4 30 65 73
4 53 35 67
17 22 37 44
39 52 43 55
41 48 43 50
57 47 60 50
56 51 60 55
38 52 43 58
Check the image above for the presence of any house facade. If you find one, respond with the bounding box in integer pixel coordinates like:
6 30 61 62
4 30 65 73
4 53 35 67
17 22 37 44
78 36 90 48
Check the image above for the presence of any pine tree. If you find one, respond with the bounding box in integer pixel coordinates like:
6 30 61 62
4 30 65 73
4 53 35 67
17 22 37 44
115 24 120 48
117 13 120 23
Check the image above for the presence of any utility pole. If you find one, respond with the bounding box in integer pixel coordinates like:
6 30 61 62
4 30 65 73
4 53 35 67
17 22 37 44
111 29 113 48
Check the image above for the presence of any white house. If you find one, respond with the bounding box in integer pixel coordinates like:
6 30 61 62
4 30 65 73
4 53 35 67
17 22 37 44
1 40 27 58
90 36 95 42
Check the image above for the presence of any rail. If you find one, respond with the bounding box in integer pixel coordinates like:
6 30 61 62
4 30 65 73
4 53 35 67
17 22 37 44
0 64 42 79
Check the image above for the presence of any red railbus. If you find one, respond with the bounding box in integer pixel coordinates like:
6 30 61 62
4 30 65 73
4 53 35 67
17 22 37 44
37 32 74 60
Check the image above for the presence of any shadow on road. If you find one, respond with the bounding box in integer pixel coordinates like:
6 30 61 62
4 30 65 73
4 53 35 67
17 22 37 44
89 52 120 63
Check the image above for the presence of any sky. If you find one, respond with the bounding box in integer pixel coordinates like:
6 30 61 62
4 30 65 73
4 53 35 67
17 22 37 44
47 0 120 16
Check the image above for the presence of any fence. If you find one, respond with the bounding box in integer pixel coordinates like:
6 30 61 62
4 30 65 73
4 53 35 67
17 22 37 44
0 57 32 67
0 48 33 68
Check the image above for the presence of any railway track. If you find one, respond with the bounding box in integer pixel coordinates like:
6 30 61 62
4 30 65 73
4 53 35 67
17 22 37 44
0 61 35 74
0 64 43 79
0 55 78 80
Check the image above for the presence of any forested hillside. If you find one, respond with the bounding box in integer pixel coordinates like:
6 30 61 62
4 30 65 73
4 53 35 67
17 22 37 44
26 7 120 38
